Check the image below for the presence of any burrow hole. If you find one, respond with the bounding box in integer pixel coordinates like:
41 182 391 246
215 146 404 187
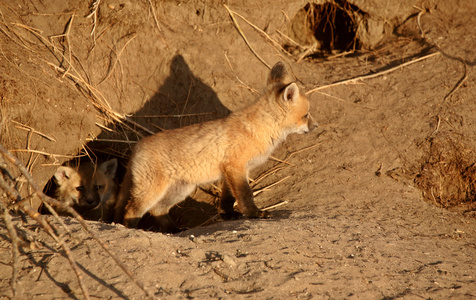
288 0 367 55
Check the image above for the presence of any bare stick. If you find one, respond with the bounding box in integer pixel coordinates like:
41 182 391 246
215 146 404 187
276 29 302 48
262 200 288 211
21 202 91 299
0 151 90 299
134 112 214 118
315 90 376 110
229 8 289 55
253 175 290 196
9 149 84 159
285 142 325 161
11 120 57 142
147 0 161 32
0 200 19 298
443 60 468 102
0 144 155 299
86 0 101 50
224 52 259 95
223 5 271 69
86 138 137 144
306 52 441 95
98 33 137 85
123 115 154 135
252 166 287 186
49 13 75 77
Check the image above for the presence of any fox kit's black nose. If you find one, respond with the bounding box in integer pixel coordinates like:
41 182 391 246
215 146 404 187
307 121 318 133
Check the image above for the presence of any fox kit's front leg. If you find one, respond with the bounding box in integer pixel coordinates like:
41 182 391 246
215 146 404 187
221 165 268 218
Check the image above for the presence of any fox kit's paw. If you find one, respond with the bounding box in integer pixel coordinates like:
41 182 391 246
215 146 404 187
220 210 243 220
258 210 270 218
243 209 269 219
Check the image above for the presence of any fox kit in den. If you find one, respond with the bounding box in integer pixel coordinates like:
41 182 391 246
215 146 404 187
114 62 317 232
41 159 118 220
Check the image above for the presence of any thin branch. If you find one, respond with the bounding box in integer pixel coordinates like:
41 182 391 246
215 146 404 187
147 0 161 32
253 175 290 196
0 143 155 299
86 0 101 50
223 5 271 69
443 59 468 102
98 33 137 86
306 52 441 95
229 8 289 55
11 120 57 142
262 200 288 211
0 200 19 298
9 149 84 159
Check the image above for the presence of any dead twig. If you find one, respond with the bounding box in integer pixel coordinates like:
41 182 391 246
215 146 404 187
224 52 259 95
98 32 137 86
252 142 324 190
86 138 138 144
49 13 75 77
0 199 19 298
86 0 101 50
228 8 289 56
443 59 468 102
9 149 84 159
134 112 214 118
12 22 148 140
262 200 288 211
0 169 91 299
253 176 290 196
315 90 376 110
223 5 271 69
11 120 57 142
0 144 155 299
147 0 161 32
306 52 441 95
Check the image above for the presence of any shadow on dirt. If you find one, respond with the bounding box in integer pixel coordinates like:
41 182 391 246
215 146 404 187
42 55 232 232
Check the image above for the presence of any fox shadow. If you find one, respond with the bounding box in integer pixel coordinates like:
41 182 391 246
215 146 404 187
83 54 231 231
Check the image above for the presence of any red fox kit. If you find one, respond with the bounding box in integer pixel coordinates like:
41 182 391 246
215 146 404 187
114 62 317 232
41 159 118 220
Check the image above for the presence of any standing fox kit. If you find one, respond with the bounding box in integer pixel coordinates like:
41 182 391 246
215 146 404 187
42 159 118 220
115 62 317 232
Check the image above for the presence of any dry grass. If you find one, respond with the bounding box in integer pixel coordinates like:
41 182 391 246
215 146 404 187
414 134 476 208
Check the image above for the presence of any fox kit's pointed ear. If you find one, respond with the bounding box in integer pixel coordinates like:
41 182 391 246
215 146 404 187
283 82 300 103
54 166 75 186
268 61 291 85
99 158 118 178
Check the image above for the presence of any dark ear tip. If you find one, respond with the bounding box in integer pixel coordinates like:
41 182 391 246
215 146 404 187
268 61 290 85
271 61 286 73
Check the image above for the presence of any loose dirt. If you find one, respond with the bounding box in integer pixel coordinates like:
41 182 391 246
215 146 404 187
1 0 475 299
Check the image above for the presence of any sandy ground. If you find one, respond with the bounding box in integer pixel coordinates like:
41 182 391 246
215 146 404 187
1 0 476 299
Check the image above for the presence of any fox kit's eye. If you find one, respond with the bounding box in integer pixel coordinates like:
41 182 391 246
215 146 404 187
95 185 104 192
76 186 85 192
303 113 309 119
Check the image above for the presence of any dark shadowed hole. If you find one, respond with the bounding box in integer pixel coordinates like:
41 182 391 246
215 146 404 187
288 0 366 54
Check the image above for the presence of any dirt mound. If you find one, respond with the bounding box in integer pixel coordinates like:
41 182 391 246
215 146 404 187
1 0 476 299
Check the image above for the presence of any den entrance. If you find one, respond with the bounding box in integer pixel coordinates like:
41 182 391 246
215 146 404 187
288 0 365 55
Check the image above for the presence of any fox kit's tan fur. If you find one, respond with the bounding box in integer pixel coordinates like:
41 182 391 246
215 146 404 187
42 159 118 220
114 62 317 232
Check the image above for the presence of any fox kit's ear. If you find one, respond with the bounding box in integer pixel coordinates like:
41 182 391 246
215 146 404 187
54 166 75 186
268 61 291 85
283 82 300 103
99 158 118 179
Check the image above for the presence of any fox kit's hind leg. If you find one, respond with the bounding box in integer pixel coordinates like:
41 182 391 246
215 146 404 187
147 181 195 232
222 165 268 218
123 177 171 228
